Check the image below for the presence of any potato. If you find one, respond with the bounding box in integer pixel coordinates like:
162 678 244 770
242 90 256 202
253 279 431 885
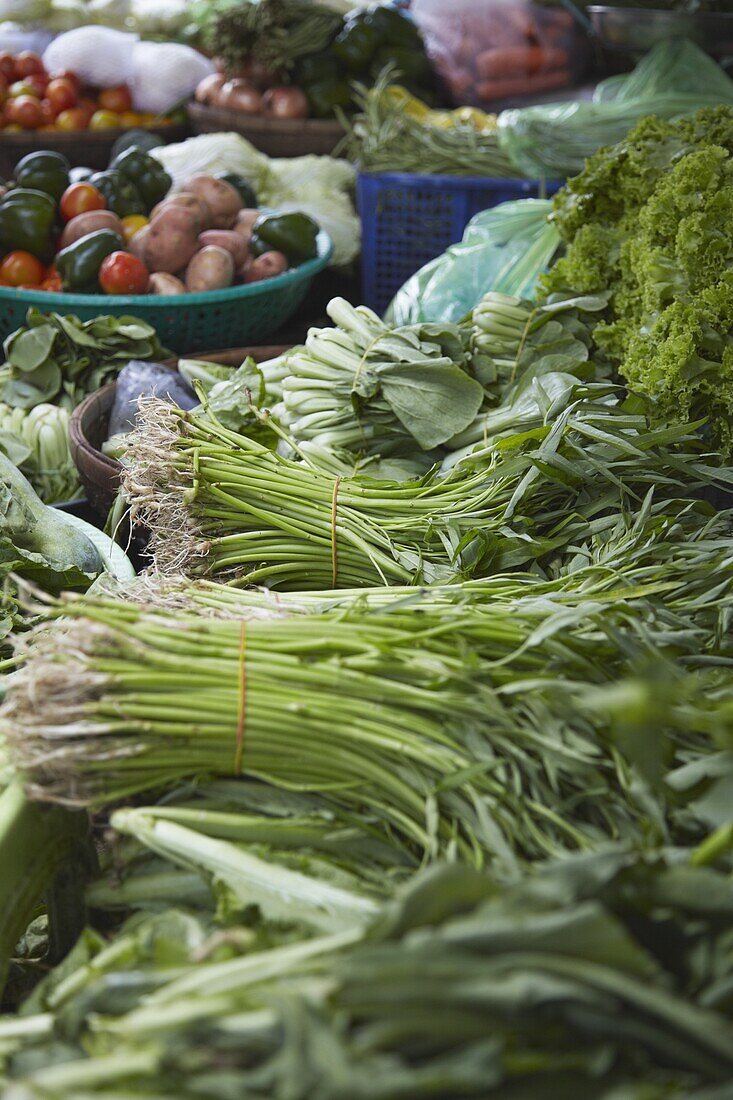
145 206 201 274
185 245 235 292
128 224 150 261
232 208 260 242
149 272 186 295
150 193 212 233
243 250 288 283
60 210 124 250
184 175 242 230
198 229 249 269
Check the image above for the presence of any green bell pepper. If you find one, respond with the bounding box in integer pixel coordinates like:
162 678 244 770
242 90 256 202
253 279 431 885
295 51 342 87
56 228 124 293
367 6 423 48
88 171 145 219
333 18 382 72
216 173 257 209
250 212 319 263
14 151 70 203
306 77 353 118
370 45 433 86
110 149 171 213
110 128 163 162
0 189 56 263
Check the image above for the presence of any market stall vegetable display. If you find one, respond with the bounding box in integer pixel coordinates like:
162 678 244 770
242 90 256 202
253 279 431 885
4 20 733 1100
0 145 322 297
193 0 436 121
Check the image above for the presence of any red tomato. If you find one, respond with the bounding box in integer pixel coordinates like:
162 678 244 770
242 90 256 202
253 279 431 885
23 73 48 98
76 96 97 123
0 251 46 287
55 107 88 131
9 80 37 98
0 53 16 82
6 95 43 129
15 52 45 79
45 77 77 113
40 265 63 292
98 84 132 114
49 69 81 92
39 98 57 125
99 251 149 295
60 182 106 222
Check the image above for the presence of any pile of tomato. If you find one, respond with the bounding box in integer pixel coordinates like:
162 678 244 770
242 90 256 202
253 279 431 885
0 180 151 295
0 51 174 132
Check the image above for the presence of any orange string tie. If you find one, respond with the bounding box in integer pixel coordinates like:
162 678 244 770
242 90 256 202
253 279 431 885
331 475 342 589
234 620 247 776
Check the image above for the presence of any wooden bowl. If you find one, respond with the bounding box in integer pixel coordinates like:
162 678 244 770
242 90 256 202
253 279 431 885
69 345 291 519
187 103 345 157
0 123 190 178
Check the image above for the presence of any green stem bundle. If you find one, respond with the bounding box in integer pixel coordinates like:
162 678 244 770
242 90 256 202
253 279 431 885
122 392 724 590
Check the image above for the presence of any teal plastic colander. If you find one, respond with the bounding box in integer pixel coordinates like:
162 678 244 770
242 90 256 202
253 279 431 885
0 231 332 353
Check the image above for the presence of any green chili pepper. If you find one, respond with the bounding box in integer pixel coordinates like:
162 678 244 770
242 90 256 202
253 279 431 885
14 151 70 203
0 189 57 262
56 229 124 293
250 212 319 262
216 173 257 208
88 171 145 219
110 149 171 213
306 77 353 118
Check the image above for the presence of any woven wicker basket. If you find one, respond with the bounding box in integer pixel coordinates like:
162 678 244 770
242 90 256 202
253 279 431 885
188 103 344 157
0 123 189 179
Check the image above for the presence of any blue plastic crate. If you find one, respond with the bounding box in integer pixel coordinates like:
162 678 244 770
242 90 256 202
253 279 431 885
357 172 562 316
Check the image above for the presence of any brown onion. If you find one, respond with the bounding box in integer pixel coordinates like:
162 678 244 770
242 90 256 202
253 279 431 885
262 86 308 120
195 72 226 105
219 79 263 115
235 57 279 90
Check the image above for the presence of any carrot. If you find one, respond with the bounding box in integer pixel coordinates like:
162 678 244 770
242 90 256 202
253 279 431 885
476 68 571 103
475 45 569 79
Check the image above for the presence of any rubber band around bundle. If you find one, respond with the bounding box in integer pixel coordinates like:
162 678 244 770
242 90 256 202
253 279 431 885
234 620 247 775
331 476 342 588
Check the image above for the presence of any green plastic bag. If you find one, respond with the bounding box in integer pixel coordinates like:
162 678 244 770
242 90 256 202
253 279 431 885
387 199 559 325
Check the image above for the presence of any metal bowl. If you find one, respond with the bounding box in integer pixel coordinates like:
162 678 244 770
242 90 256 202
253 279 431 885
589 6 733 60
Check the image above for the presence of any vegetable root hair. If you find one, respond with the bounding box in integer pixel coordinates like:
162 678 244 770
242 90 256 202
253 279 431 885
121 397 209 576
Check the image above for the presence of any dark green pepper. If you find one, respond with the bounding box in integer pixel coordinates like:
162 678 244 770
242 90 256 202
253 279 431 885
56 229 124 293
88 170 145 218
306 77 353 118
370 45 433 86
332 18 382 72
14 151 70 203
295 51 341 87
216 173 257 209
110 128 163 162
0 189 56 262
367 6 423 48
110 149 171 213
250 212 319 262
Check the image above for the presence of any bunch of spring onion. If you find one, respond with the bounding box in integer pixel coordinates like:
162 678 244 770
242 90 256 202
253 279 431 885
5 567 732 867
277 298 483 456
122 388 727 588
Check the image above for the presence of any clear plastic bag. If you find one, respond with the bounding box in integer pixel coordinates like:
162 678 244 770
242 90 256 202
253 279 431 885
498 38 733 179
386 198 559 325
410 0 588 108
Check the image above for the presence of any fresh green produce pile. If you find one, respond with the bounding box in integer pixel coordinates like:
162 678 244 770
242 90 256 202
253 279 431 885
0 310 165 504
4 102 733 1099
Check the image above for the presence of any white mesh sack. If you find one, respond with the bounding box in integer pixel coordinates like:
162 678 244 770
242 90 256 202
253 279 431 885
43 26 137 87
128 41 215 114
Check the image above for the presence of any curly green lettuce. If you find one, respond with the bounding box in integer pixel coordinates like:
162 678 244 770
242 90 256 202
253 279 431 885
541 106 733 455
